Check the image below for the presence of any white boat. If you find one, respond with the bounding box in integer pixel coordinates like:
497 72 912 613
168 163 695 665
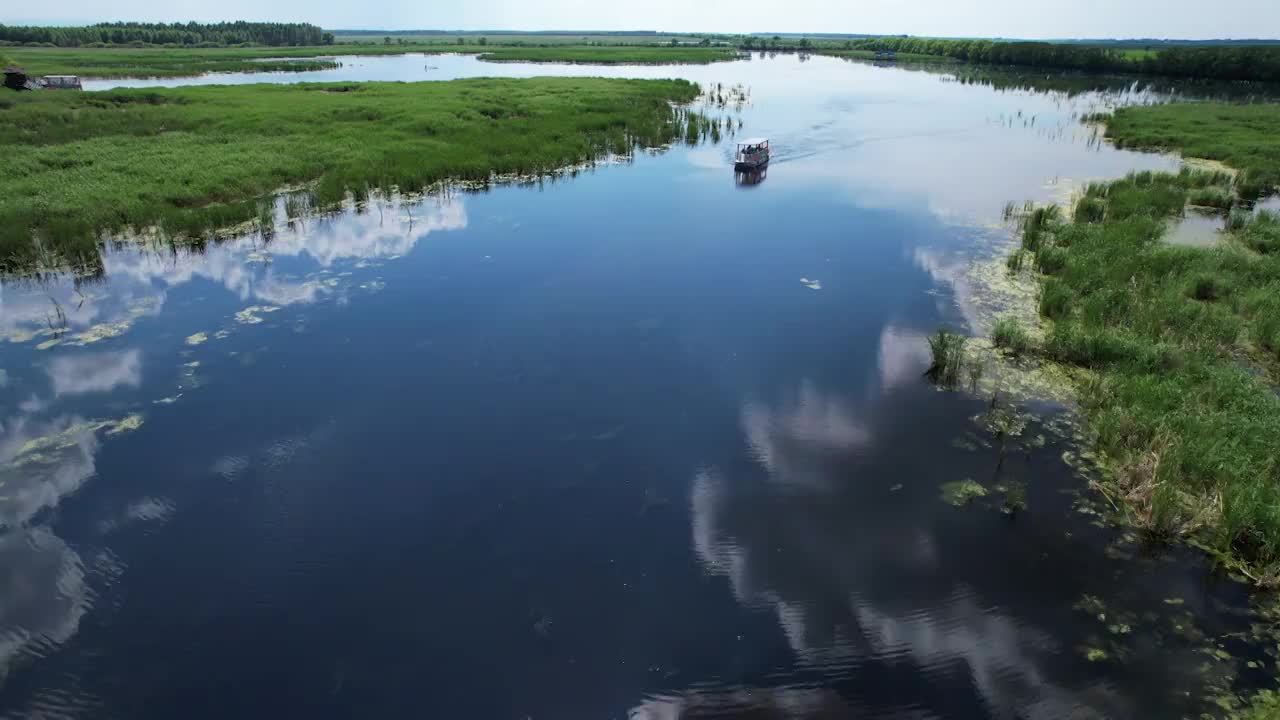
734 138 770 171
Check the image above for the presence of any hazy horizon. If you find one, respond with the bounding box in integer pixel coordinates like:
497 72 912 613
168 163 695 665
3 0 1279 41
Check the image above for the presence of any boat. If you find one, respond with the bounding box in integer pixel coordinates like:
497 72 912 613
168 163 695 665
734 138 770 171
38 75 83 91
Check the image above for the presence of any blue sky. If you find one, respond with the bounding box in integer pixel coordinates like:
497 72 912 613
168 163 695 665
5 0 1279 39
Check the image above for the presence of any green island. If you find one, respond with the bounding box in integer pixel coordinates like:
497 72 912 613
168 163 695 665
976 104 1280 584
469 46 738 64
3 44 738 78
0 77 705 272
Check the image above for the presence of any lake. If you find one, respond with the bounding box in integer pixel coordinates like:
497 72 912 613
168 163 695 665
3 53 1274 718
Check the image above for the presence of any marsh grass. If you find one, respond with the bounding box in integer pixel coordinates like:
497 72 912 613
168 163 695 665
926 329 968 387
1008 177 1280 581
0 77 704 273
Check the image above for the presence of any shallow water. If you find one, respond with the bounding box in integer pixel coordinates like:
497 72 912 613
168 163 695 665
4 55 1275 718
1165 209 1226 248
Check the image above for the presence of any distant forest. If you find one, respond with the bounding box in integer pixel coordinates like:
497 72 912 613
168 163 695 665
0 22 333 47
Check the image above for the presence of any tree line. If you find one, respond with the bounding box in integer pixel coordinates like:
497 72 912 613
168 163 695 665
0 22 334 48
843 37 1280 82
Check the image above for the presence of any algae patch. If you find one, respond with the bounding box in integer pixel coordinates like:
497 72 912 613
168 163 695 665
234 305 282 325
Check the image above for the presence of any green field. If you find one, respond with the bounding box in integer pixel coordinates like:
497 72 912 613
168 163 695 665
0 77 704 272
1095 103 1280 199
992 103 1280 581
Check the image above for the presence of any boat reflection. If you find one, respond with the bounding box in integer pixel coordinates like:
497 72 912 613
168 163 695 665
735 167 768 188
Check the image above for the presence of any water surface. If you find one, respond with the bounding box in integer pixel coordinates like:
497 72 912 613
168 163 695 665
4 55 1273 718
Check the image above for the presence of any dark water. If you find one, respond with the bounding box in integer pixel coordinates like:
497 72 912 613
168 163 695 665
3 55 1273 718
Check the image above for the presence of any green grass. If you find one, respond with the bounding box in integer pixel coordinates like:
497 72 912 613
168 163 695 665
0 77 703 272
1097 103 1280 200
471 46 738 64
1009 170 1280 582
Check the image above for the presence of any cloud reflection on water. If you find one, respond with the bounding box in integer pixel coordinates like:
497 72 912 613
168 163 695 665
1 196 467 347
0 528 88 680
679 380 1127 719
46 350 142 397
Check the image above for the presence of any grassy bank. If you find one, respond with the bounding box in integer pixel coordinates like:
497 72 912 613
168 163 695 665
997 166 1280 583
472 46 738 64
0 77 705 272
1092 103 1280 200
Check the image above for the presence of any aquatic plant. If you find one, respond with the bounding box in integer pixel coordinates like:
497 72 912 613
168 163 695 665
940 478 988 506
926 329 967 387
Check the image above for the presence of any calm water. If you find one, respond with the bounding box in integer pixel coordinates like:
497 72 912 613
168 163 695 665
3 55 1274 718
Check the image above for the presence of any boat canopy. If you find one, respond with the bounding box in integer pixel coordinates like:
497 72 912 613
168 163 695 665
737 137 769 147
